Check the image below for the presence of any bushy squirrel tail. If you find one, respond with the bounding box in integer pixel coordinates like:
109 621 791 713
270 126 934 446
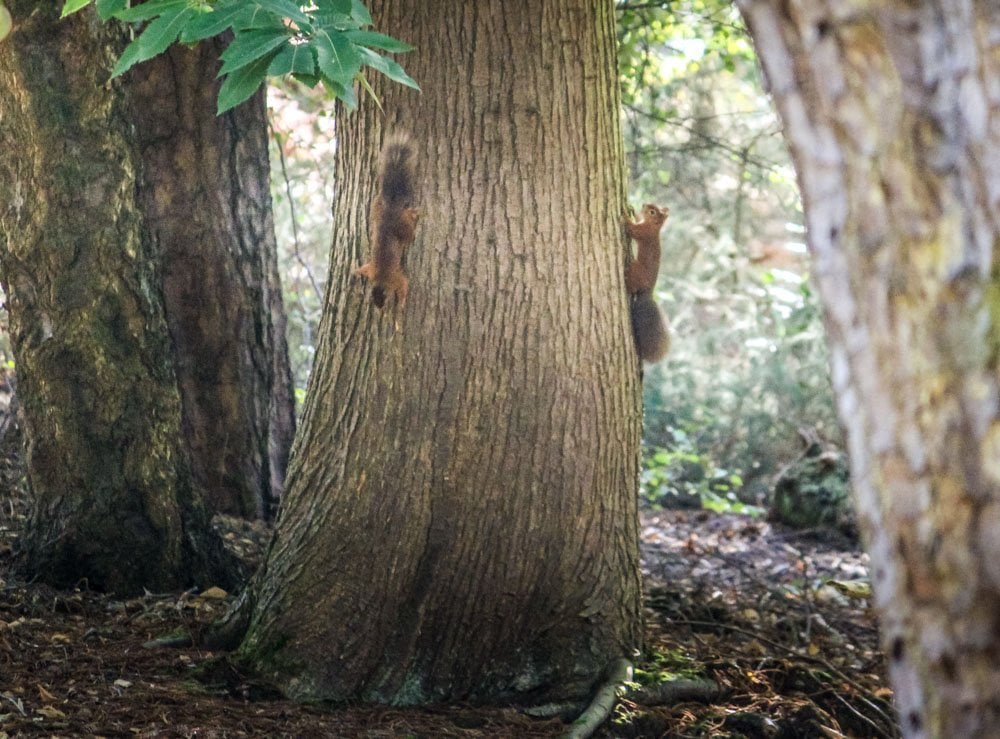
378 132 416 207
630 292 670 363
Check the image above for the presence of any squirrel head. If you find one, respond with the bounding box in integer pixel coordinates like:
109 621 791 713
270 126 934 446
641 204 669 226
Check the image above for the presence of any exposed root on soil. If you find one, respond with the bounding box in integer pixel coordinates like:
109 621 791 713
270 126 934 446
565 658 633 739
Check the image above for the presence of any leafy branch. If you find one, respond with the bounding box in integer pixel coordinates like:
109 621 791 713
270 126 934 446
60 0 418 113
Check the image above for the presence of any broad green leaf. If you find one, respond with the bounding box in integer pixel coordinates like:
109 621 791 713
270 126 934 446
95 0 127 20
315 0 352 13
0 4 11 41
218 27 290 76
314 30 362 85
250 0 309 26
179 4 271 43
112 6 196 77
311 9 359 32
268 42 316 77
343 30 412 53
60 0 92 18
116 0 187 23
291 71 321 88
217 50 276 113
318 74 357 109
350 0 371 26
358 47 418 90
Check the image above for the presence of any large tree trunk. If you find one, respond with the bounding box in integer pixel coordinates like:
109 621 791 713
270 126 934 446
737 1 1000 736
235 0 643 704
129 44 295 519
0 2 232 594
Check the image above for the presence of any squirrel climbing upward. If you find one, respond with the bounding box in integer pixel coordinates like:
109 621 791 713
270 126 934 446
355 133 419 310
624 204 671 363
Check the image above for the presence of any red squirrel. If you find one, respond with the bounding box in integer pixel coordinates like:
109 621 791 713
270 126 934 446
355 133 419 311
624 204 670 363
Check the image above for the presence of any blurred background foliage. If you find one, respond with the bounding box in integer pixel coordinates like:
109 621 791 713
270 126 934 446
268 0 842 513
617 0 840 511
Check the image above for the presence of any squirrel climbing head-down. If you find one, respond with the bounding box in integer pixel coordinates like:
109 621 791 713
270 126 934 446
354 133 420 313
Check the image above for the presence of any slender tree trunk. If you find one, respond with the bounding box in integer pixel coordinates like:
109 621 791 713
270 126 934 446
0 2 232 594
236 0 643 705
128 43 295 519
737 1 1000 736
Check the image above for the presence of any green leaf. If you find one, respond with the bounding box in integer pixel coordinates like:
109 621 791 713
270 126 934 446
95 0 127 20
315 0 352 13
112 6 196 77
350 0 371 26
343 30 412 53
179 3 271 43
318 75 357 108
291 71 321 88
250 0 309 25
218 27 291 77
311 10 356 31
60 0 92 18
217 50 275 113
116 0 187 23
314 30 363 85
358 47 418 90
268 42 316 77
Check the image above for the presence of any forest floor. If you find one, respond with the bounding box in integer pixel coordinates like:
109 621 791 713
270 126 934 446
0 504 897 738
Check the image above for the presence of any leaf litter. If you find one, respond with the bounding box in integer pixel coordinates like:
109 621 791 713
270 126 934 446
0 497 896 737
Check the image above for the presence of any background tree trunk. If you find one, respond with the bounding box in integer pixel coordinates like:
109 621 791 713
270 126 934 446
0 2 232 594
129 44 296 519
737 1 1000 736
237 0 643 705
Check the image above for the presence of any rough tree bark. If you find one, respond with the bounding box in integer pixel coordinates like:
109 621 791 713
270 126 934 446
737 1 1000 736
233 0 644 705
0 2 232 594
129 44 296 519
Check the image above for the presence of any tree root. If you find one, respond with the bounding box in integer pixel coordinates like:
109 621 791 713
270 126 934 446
565 658 634 739
561 659 723 739
631 677 723 706
142 585 256 651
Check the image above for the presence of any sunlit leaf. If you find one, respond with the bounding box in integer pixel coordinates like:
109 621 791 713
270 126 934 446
60 0 91 18
349 0 371 26
314 29 363 85
112 6 196 77
95 0 126 19
218 27 291 77
180 3 264 43
250 0 309 26
357 47 418 90
217 50 275 113
343 29 412 53
115 0 187 23
268 42 316 77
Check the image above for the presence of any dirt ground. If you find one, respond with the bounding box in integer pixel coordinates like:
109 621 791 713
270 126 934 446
0 507 896 738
